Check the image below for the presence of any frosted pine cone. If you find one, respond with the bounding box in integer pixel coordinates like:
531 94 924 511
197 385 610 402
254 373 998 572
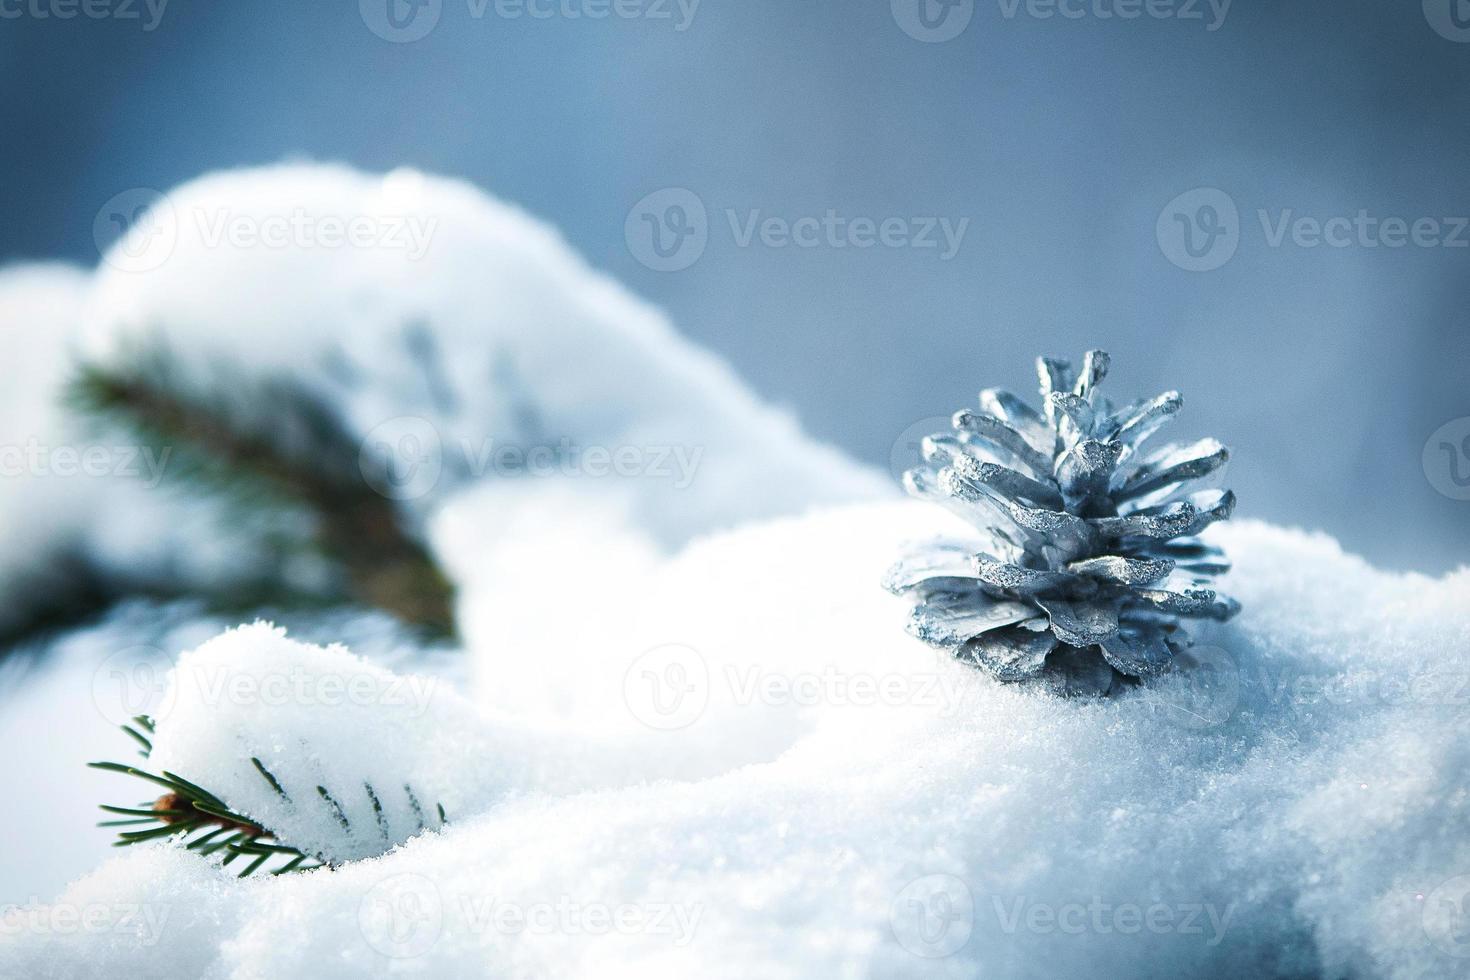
885 350 1239 696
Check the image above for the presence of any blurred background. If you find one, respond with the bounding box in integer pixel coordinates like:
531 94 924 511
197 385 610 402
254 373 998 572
0 0 1467 572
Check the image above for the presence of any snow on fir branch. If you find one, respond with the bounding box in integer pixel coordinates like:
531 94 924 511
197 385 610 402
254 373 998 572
67 343 456 639
88 714 447 877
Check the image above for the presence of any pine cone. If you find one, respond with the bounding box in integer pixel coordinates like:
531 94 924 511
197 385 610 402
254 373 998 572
885 350 1239 696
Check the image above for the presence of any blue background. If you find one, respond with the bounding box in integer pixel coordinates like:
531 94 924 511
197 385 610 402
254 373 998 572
2 0 1467 570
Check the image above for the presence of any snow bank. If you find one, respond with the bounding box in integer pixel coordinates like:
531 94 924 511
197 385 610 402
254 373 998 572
80 163 890 547
6 502 1469 979
2 163 889 641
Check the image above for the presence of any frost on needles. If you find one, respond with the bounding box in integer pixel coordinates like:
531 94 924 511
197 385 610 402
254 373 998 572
885 350 1240 696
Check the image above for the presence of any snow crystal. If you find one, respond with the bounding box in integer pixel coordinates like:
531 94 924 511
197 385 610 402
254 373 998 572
5 502 1469 979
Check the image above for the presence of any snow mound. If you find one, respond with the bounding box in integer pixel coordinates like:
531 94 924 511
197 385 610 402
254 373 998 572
1 163 889 645
81 163 889 547
5 502 1470 979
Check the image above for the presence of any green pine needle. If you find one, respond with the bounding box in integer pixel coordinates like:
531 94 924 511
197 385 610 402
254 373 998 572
89 718 447 877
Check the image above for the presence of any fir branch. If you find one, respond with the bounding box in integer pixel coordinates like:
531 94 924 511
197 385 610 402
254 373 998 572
88 716 447 877
67 345 455 639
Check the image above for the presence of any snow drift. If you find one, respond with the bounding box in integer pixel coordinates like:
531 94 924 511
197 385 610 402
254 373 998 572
5 504 1469 979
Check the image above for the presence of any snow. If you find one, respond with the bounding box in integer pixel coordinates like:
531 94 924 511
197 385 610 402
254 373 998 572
0 264 322 634
0 162 886 643
5 502 1470 979
79 163 890 547
2 163 1465 977
0 264 100 639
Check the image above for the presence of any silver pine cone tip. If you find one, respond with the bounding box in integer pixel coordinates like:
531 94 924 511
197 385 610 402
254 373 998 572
885 350 1240 696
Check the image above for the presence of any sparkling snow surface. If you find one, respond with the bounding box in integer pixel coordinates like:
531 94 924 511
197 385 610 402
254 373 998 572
5 503 1469 980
